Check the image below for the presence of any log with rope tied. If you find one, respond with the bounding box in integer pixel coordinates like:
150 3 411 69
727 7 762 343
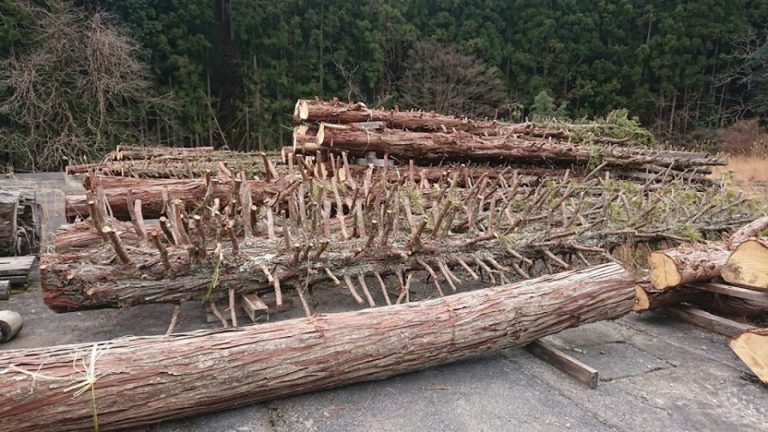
0 263 635 431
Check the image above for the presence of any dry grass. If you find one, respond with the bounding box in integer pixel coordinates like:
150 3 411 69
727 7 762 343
713 156 768 183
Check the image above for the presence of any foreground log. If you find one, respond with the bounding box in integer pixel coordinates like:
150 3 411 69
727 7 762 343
722 239 768 291
315 124 723 170
0 263 634 431
730 328 768 384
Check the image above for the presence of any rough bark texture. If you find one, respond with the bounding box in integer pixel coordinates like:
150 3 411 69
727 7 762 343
722 238 768 291
316 124 723 170
728 216 768 248
65 176 294 221
634 282 767 317
0 188 40 256
65 148 285 179
294 99 496 132
730 328 768 384
0 263 635 431
648 243 731 290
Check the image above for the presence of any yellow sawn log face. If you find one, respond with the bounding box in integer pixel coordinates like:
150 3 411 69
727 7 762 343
730 329 768 384
723 239 768 291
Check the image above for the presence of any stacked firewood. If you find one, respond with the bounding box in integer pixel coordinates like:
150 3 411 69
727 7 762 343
0 187 41 256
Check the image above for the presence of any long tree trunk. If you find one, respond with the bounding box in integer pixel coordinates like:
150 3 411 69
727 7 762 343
0 263 635 432
315 124 724 169
46 160 755 312
65 176 294 221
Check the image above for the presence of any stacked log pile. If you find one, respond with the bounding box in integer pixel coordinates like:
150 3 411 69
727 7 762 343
26 100 766 429
44 153 759 314
292 99 724 186
639 217 768 385
65 145 286 179
0 188 41 256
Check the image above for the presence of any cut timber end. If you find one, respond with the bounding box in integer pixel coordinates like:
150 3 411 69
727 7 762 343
730 328 768 384
316 123 326 147
633 285 650 312
0 310 23 342
722 239 768 291
648 252 681 290
294 99 309 122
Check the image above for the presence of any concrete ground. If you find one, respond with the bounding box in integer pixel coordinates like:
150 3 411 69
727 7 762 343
2 173 767 432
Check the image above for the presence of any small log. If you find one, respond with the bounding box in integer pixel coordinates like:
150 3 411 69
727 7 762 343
647 243 730 290
722 238 768 291
0 310 23 342
730 328 768 384
0 264 634 431
635 282 766 317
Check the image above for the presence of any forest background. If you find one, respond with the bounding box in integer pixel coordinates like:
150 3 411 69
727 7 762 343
1 0 767 172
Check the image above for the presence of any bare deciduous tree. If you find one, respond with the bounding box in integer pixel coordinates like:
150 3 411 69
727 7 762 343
398 42 509 119
0 1 173 172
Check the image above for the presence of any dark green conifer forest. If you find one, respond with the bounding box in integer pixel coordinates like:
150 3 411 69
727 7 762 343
1 0 767 170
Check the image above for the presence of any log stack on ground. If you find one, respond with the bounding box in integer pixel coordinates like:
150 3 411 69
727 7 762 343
0 263 635 431
647 217 768 291
42 154 759 314
0 189 41 257
292 99 724 187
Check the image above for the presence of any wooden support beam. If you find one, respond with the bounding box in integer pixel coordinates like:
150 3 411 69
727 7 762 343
663 304 755 337
241 293 269 323
686 282 768 306
526 340 599 389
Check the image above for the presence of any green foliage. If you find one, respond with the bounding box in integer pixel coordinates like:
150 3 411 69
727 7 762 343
530 90 568 121
3 0 768 156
